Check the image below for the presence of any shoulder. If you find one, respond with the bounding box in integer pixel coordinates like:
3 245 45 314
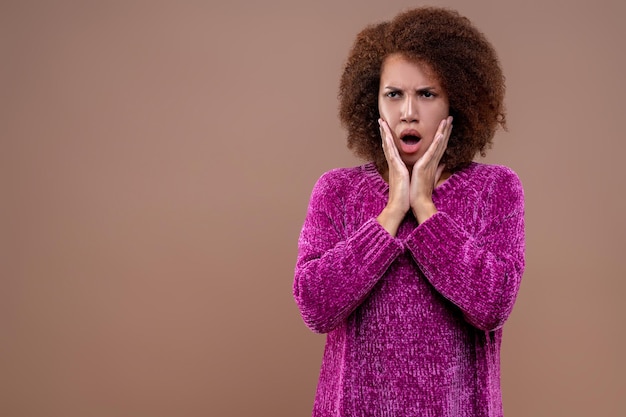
312 163 378 196
464 162 524 212
307 163 382 215
463 162 521 182
462 163 523 192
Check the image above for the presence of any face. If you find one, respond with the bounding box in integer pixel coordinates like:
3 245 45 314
378 53 449 168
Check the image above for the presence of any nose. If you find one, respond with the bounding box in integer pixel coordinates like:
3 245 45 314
401 96 418 123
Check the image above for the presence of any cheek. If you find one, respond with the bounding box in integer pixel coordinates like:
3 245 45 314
438 101 450 118
427 105 449 126
378 100 393 121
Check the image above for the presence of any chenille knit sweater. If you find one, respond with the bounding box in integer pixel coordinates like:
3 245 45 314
294 162 525 417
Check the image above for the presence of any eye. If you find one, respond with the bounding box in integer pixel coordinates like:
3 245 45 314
385 90 402 99
418 89 436 98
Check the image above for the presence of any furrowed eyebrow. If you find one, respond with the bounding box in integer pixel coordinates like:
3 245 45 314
384 85 438 91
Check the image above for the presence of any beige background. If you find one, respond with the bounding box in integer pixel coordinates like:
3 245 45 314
2 0 624 416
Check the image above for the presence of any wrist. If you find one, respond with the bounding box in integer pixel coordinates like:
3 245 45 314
377 206 405 237
383 203 407 219
411 200 437 224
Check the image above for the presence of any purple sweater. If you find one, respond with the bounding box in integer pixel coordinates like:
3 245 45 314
294 162 525 417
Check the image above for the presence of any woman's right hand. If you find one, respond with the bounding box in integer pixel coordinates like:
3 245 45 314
376 118 410 236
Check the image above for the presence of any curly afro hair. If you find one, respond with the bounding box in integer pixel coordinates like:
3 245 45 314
338 7 506 172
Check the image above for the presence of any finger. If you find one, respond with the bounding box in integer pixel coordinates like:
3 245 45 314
380 119 395 148
420 119 448 165
435 163 446 185
431 118 452 161
442 116 453 143
436 119 453 161
436 117 448 137
378 119 392 158
379 119 402 165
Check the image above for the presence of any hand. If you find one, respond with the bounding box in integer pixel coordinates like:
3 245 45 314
410 116 453 223
376 118 410 236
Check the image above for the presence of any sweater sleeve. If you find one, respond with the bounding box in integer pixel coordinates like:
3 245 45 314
294 171 404 334
404 167 525 332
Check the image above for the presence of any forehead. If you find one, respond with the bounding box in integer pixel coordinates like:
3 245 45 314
380 53 441 86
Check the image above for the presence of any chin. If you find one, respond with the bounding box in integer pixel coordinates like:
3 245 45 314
401 154 419 165
402 159 418 170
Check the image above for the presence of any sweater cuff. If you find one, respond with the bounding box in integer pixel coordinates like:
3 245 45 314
350 218 404 272
404 211 470 279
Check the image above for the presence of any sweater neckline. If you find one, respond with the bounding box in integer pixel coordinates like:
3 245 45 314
361 161 476 198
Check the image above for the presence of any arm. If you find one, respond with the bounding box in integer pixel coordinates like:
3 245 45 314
293 171 404 334
405 168 525 331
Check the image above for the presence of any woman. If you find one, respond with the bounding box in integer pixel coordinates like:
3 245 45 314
294 7 525 417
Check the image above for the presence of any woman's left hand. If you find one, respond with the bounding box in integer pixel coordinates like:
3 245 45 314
410 116 453 223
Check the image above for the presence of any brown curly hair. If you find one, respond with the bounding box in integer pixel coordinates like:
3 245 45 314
338 7 506 172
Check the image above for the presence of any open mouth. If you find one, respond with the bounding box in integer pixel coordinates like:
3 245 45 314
401 134 421 144
400 129 422 144
398 129 422 154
